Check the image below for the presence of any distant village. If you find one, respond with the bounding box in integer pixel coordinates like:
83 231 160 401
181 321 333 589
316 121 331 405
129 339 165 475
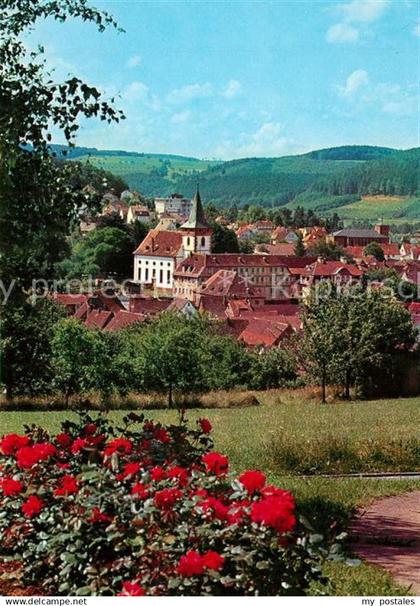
57 188 420 348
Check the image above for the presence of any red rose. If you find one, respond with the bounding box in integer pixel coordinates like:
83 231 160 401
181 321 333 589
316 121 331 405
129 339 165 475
54 475 79 496
239 470 266 494
177 550 205 577
198 496 229 521
55 433 73 448
150 466 166 482
88 507 111 524
131 482 149 499
154 428 170 443
16 443 57 468
167 466 189 486
1 478 24 497
198 418 212 434
21 495 44 518
0 434 30 455
250 493 296 534
202 452 229 476
177 550 224 577
120 462 141 479
154 487 183 510
84 423 97 436
202 550 225 571
71 437 87 454
104 438 132 457
118 581 146 596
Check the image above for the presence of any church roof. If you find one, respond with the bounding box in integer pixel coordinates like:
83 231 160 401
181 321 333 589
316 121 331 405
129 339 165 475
181 187 210 230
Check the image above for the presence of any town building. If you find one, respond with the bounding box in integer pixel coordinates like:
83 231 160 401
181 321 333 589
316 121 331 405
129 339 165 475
133 188 212 295
331 225 390 248
126 205 154 224
154 193 193 219
173 253 315 301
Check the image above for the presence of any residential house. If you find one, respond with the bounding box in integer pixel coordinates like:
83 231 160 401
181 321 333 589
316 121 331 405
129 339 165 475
154 193 193 219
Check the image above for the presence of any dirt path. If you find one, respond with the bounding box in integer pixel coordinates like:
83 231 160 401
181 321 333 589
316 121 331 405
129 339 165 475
350 491 420 594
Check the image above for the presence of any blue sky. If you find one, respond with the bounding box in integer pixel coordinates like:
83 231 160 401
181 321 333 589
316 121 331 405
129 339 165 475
29 0 419 159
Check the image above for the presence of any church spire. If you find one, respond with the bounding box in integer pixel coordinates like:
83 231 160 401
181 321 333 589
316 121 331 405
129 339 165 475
181 184 210 229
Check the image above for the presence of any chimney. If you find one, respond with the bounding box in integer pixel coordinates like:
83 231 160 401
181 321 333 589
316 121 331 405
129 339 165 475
374 224 390 237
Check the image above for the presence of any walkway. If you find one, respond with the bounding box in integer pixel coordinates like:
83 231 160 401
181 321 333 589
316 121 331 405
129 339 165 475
350 491 420 594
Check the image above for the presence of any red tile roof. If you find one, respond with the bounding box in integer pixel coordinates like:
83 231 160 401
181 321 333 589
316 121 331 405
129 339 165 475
238 319 292 347
174 253 316 278
54 294 87 307
257 243 295 256
85 310 113 329
197 269 265 299
104 310 145 331
134 229 183 257
129 296 172 315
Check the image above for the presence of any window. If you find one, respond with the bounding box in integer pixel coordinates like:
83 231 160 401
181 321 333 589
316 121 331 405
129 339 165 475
201 236 206 247
159 269 163 283
145 268 149 281
138 267 141 280
167 270 171 283
187 237 190 246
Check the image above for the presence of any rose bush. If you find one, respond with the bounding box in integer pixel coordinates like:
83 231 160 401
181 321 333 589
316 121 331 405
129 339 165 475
0 413 341 596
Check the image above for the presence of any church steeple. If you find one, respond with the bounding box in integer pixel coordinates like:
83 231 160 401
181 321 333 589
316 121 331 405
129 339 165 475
181 184 210 230
180 185 212 257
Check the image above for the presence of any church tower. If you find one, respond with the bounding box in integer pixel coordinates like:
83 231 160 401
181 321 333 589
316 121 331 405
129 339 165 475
181 186 212 257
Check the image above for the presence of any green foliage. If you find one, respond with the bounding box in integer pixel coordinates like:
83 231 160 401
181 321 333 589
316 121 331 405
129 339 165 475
363 242 384 261
295 287 417 401
0 0 123 398
210 222 239 253
0 299 66 397
51 318 126 402
306 241 349 261
248 349 297 390
60 227 134 278
294 233 305 257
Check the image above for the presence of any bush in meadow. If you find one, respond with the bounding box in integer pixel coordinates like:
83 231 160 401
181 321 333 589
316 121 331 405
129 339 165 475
0 413 341 596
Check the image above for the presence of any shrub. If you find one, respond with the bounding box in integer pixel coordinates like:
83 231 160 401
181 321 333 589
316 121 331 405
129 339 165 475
0 413 340 596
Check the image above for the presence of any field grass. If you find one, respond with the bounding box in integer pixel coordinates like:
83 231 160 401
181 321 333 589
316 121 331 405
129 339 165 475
1 391 419 595
73 154 218 180
331 195 420 223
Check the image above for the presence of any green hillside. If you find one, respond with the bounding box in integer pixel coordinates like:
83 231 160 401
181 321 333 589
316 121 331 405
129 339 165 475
64 144 419 222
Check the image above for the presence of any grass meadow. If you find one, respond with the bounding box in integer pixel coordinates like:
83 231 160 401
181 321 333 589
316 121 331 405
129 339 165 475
1 390 419 595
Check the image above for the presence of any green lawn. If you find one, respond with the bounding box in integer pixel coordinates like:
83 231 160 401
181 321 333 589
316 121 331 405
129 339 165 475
1 393 419 596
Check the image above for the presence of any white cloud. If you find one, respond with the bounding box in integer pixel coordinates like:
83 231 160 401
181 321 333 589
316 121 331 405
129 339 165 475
338 0 390 23
336 71 418 117
382 96 418 116
170 110 192 124
216 122 295 158
126 54 141 68
222 79 242 99
338 69 369 96
167 82 213 104
326 23 359 43
122 81 149 103
326 0 390 43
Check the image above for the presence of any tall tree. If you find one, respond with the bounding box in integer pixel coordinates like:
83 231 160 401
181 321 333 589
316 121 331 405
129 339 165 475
0 0 123 397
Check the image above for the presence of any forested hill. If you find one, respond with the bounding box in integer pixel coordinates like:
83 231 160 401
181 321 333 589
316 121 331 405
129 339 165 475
67 144 419 219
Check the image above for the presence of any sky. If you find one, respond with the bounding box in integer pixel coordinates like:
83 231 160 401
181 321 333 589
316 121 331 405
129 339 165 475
28 0 420 159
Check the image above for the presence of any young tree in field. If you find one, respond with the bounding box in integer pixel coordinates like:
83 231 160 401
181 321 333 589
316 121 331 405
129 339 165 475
291 288 338 403
51 318 123 404
0 0 123 397
134 313 211 408
295 284 416 401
